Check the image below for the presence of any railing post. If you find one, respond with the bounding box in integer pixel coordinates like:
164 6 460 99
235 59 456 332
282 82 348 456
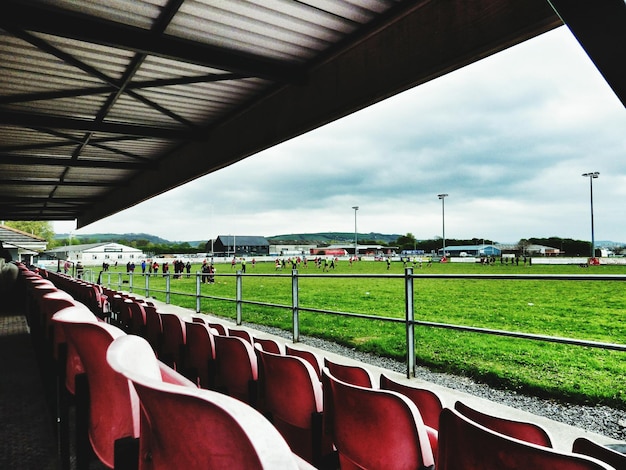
129 272 133 293
117 272 122 290
144 273 150 298
236 270 243 325
292 269 300 343
165 273 171 304
405 267 416 378
195 271 201 313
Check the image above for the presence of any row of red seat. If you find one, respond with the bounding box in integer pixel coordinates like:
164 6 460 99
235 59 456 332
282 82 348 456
18 264 315 470
20 265 625 470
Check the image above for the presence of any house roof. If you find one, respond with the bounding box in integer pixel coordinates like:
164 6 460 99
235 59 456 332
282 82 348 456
0 224 46 248
45 241 141 253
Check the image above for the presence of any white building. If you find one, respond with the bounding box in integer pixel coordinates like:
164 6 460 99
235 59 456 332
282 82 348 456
0 224 48 264
44 242 145 266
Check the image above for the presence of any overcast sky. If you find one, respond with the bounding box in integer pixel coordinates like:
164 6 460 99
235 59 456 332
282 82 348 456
54 26 626 244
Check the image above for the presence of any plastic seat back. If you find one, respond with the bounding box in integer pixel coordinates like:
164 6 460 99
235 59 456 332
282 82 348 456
118 299 134 332
213 334 258 406
51 305 97 395
109 360 303 469
184 320 216 389
228 327 253 344
454 400 552 447
380 374 443 431
324 357 375 388
438 408 613 470
208 322 227 335
573 437 626 469
41 290 76 357
143 305 162 355
322 367 435 470
128 301 147 336
286 345 323 380
159 313 186 370
254 337 284 354
256 348 329 464
53 307 139 468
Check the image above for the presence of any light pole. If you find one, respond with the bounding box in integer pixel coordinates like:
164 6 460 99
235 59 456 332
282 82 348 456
582 172 599 258
352 206 359 258
437 194 448 259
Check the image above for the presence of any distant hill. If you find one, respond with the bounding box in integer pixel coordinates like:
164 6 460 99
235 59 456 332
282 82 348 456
267 232 401 245
55 232 172 244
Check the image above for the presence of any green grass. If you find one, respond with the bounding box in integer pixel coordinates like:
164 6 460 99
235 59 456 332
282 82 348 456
103 260 626 408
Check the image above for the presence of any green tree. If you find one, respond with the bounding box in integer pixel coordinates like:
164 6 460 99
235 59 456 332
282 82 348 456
395 233 417 251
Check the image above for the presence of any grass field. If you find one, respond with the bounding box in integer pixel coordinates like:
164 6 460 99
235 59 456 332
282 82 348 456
102 259 626 408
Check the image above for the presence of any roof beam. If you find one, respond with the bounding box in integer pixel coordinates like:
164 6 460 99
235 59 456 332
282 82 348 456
0 73 250 105
547 0 626 107
0 154 154 170
0 179 121 188
0 111 197 140
2 0 304 83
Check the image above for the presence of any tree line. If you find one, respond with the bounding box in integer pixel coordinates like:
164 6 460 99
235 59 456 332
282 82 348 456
3 221 623 257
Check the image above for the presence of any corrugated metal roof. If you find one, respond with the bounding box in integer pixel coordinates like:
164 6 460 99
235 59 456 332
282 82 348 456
1 0 620 227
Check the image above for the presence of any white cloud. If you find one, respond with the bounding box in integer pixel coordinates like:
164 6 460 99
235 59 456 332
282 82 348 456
55 27 626 244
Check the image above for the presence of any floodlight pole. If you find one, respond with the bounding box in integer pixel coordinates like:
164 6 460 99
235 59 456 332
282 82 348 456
582 172 599 258
352 206 359 258
437 194 448 259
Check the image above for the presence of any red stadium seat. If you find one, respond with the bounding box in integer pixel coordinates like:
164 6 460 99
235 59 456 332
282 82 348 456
286 345 324 380
322 367 435 470
142 304 162 355
438 408 613 470
107 335 314 470
184 320 216 389
159 313 186 371
255 347 332 466
208 322 227 336
379 374 443 431
572 437 626 469
128 301 147 336
324 357 375 388
117 299 134 333
454 400 553 447
52 307 139 469
213 334 258 406
253 336 284 354
228 327 253 344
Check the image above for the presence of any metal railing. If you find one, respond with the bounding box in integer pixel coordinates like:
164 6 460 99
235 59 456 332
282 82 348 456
101 268 626 378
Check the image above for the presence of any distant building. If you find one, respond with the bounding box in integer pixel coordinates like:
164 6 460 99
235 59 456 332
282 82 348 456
0 224 48 264
209 236 270 257
439 244 501 257
43 242 144 266
525 244 561 256
270 244 317 256
312 244 397 257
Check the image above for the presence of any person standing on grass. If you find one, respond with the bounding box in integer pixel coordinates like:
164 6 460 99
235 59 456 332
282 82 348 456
76 261 84 279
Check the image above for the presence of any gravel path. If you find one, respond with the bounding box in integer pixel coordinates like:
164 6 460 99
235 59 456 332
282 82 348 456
245 322 626 442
